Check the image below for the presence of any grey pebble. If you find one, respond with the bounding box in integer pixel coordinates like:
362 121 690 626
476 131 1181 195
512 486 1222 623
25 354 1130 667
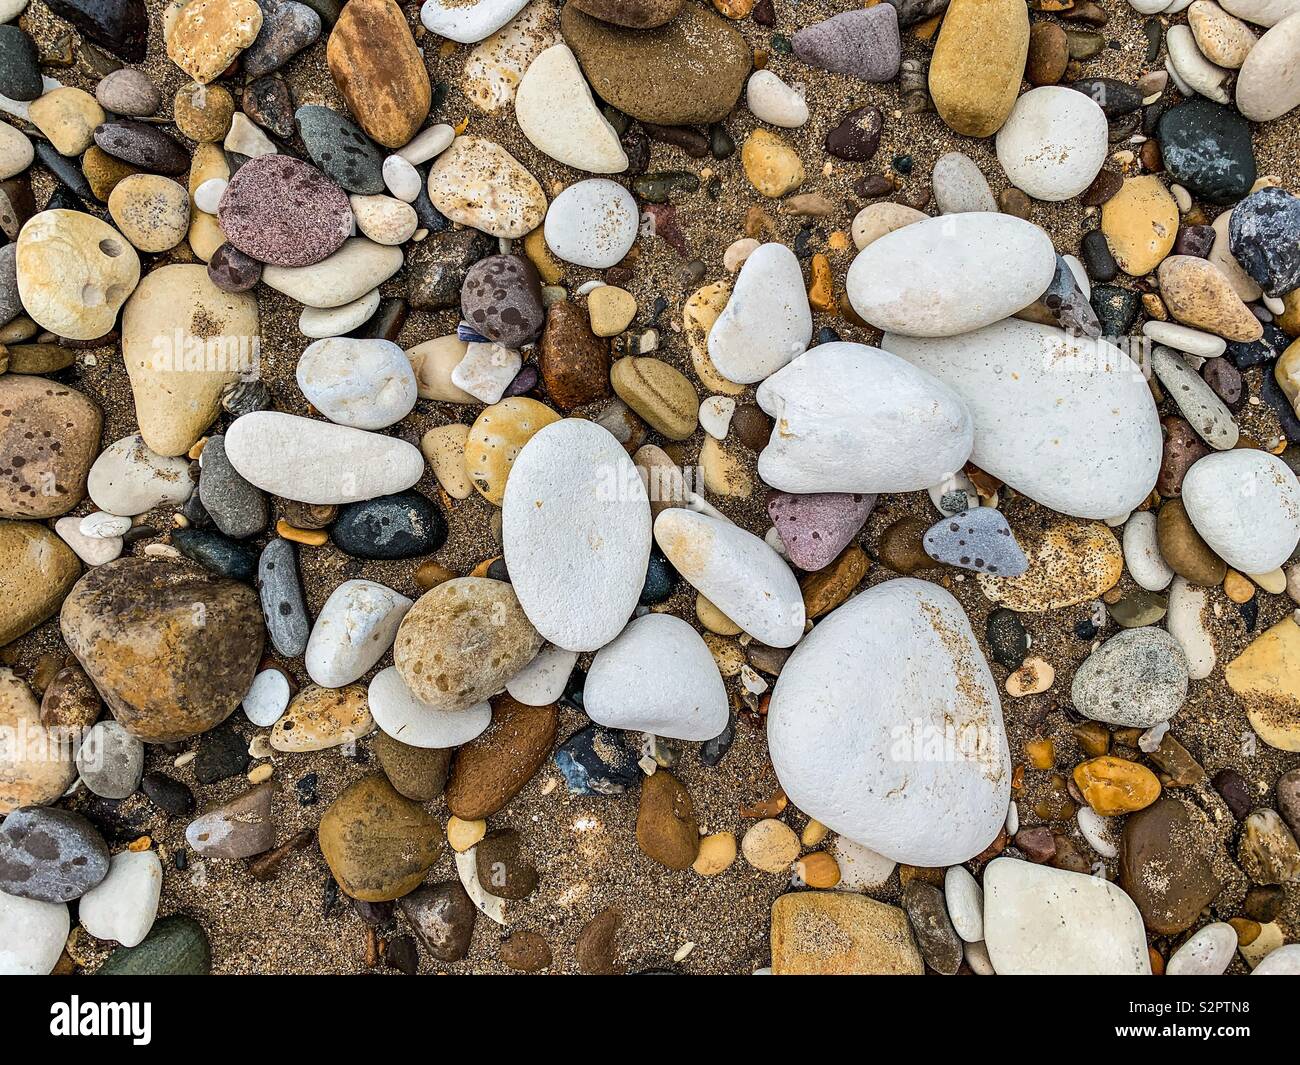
75 719 145 799
0 806 110 903
198 434 268 539
257 536 310 657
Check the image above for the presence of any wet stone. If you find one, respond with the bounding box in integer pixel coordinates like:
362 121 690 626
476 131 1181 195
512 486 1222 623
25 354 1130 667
331 491 447 560
554 723 640 796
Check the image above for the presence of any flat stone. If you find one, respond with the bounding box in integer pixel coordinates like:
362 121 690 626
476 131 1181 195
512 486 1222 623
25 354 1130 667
75 719 143 799
1157 99 1256 206
923 507 1028 576
186 782 276 859
793 6 901 82
1120 798 1222 934
426 136 546 239
707 242 811 384
218 154 351 268
326 0 430 149
767 490 875 572
976 520 1123 611
771 891 923 975
77 849 161 948
0 375 101 520
0 806 108 902
166 0 263 83
369 666 492 748
1072 627 1190 727
272 684 372 752
320 775 441 901
515 43 626 173
444 695 558 819
929 0 1029 137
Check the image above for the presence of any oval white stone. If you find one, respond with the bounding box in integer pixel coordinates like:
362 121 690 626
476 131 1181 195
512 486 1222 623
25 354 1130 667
768 578 1008 865
707 242 812 384
503 419 652 652
995 86 1108 202
655 508 805 648
224 411 424 505
1182 450 1300 573
506 644 579 706
983 857 1152 975
420 0 528 42
1167 576 1216 680
304 579 413 688
296 337 418 430
87 434 194 517
0 889 68 975
585 614 728 740
846 213 1057 337
944 865 984 943
754 342 973 493
1167 921 1238 975
299 289 381 339
883 320 1161 520
368 666 492 749
1236 13 1300 122
543 178 638 269
77 849 162 949
242 668 291 727
515 44 628 173
1122 510 1175 591
261 238 403 309
746 69 809 128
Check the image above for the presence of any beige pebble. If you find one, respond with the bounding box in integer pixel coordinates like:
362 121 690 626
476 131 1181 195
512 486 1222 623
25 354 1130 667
741 818 800 872
247 763 274 784
801 819 829 847
109 174 191 253
464 397 561 504
705 634 745 677
683 281 742 396
421 423 473 499
1250 567 1287 595
851 202 927 251
270 684 373 752
29 87 105 156
741 129 805 198
795 851 841 888
1006 656 1055 697
406 335 477 403
724 237 761 272
447 815 486 853
696 592 742 635
699 435 752 498
692 831 737 876
611 356 699 440
587 285 637 337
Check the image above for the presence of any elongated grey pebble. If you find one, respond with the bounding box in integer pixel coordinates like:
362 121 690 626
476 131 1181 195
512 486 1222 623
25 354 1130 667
257 537 310 657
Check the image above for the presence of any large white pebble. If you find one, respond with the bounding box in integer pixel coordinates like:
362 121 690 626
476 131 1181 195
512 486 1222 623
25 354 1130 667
0 889 68 975
883 320 1161 520
585 614 728 740
983 858 1152 975
655 508 804 648
707 242 812 384
296 338 418 430
506 645 579 706
995 86 1108 202
847 213 1057 337
768 579 1008 865
503 419 652 652
87 434 194 517
1182 450 1300 573
242 668 291 727
420 0 528 42
1253 943 1300 973
304 579 412 688
367 667 492 748
1123 510 1174 591
746 69 809 127
543 179 638 269
1221 0 1300 26
1167 921 1238 975
754 342 973 493
224 411 424 504
515 44 628 173
77 849 162 949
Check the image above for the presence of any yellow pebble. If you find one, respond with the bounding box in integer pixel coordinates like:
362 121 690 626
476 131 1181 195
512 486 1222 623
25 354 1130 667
127 836 152 852
447 815 486 853
1025 737 1055 770
692 831 737 876
248 763 273 784
276 519 328 546
808 253 835 313
741 818 800 873
795 851 841 889
801 818 829 847
1224 569 1255 603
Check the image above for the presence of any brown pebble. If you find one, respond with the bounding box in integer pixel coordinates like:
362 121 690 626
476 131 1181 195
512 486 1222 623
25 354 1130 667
575 907 624 975
636 769 700 869
500 930 552 972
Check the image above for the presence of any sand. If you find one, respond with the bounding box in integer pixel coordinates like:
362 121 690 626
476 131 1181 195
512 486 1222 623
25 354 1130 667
3 0 1297 973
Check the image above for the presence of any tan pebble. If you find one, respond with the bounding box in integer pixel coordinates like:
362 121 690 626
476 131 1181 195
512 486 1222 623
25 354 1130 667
1249 567 1286 595
523 227 564 283
127 836 152 853
587 285 636 337
414 559 456 591
167 0 263 84
109 174 191 253
699 434 751 498
28 87 105 156
808 253 834 312
610 356 699 440
174 82 234 141
741 818 800 872
277 520 327 546
1025 736 1055 769
692 831 737 876
406 335 477 403
704 634 745 676
696 592 742 635
723 237 760 272
851 202 927 250
1187 0 1256 69
82 145 138 202
421 423 473 499
741 129 804 198
271 684 373 752
447 815 486 853
1007 656 1055 697
464 397 561 504
1101 176 1179 276
795 850 841 888
1158 255 1263 343
1224 569 1255 603
247 763 273 784
800 819 829 847
683 282 741 395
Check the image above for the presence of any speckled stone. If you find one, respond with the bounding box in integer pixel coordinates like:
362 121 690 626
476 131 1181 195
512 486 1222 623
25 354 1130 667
793 6 901 82
766 490 875 572
295 104 385 195
460 254 545 348
0 375 102 520
93 119 188 175
923 507 1029 576
1157 99 1257 206
331 491 448 560
217 154 352 267
0 806 109 903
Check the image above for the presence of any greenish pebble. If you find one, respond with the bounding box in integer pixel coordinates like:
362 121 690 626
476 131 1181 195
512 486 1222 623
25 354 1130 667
632 170 700 204
1108 590 1168 628
96 916 212 975
1065 27 1105 60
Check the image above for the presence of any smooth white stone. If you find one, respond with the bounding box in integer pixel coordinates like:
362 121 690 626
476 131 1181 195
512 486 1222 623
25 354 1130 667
1182 450 1300 573
707 242 812 384
768 578 1008 865
1167 576 1216 679
1143 319 1228 358
299 289 381 339
515 44 628 173
77 850 162 949
261 238 403 309
224 112 277 157
945 865 984 943
296 337 418 430
368 667 492 748
983 858 1152 975
397 124 456 165
55 516 121 566
1123 510 1175 591
382 154 422 201
1168 922 1238 974
1167 24 1233 102
193 177 227 214
655 508 805 648
224 412 424 504
78 512 131 539
451 341 521 404
305 580 412 688
832 836 896 891
754 342 973 494
585 614 728 740
1077 806 1120 859
503 419 652 652
543 178 638 268
746 69 809 128
932 151 997 213
996 86 1108 202
846 213 1057 337
242 668 291 727
1236 12 1300 121
0 889 68 975
420 0 529 43
699 395 735 440
506 644 578 706
87 434 194 517
350 194 418 246
1253 942 1300 973
883 320 1161 520
462 5 559 114
1221 0 1300 24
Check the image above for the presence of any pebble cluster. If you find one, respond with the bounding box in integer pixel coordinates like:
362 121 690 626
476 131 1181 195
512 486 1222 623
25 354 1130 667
0 0 1299 976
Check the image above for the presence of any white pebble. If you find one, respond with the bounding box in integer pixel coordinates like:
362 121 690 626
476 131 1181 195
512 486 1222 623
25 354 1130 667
745 69 809 128
193 177 227 215
382 154 422 202
699 395 736 440
78 511 131 539
242 668 291 727
1143 319 1228 358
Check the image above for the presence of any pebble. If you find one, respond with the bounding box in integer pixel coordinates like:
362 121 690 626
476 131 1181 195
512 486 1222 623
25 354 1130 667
1168 921 1238 975
771 889 922 975
793 6 900 81
1072 627 1190 727
741 818 799 873
885 321 1160 520
1183 450 1300 573
1227 616 1300 749
376 732 450 803
254 539 307 659
295 337 417 431
0 806 108 902
420 0 528 42
399 880 476 961
740 128 804 197
1150 346 1240 450
560 4 749 126
0 889 68 975
244 0 320 78
636 769 699 869
218 154 351 268
241 667 291 728
264 236 403 307
463 397 559 504
75 719 144 799
350 194 417 245
332 491 446 560
0 121 30 180
15 209 139 341
451 341 522 404
185 781 276 860
767 490 874 572
427 136 545 239
1189 0 1258 68
1027 20 1069 85
944 865 984 943
0 668 77 813
983 857 1150 974
610 356 698 440
94 118 188 174
502 419 652 652
1230 186 1300 298
368 666 491 748
1167 24 1232 103
746 69 808 128
445 696 558 819
655 508 804 648
932 151 996 214
1121 798 1222 933
319 775 441 901
28 87 103 156
539 300 609 408
461 254 545 348
707 242 811 384
1158 255 1262 342
769 579 1008 864
271 684 372 752
515 43 627 173
0 375 101 520
1167 577 1216 680
198 435 267 540
923 507 1028 576
996 86 1108 202
304 578 411 688
544 179 638 269
585 614 727 740
824 105 883 163
299 290 379 338
1122 510 1175 591
77 848 161 948
326 0 430 149
1157 99 1256 205
294 104 384 194
979 520 1124 611
505 645 577 707
554 722 639 795
96 914 210 975
167 0 263 83
1100 175 1179 276
1236 12 1300 121
587 285 636 338
929 0 1029 137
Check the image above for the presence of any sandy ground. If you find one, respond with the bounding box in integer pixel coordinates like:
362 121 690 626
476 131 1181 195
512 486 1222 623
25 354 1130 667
3 0 1298 973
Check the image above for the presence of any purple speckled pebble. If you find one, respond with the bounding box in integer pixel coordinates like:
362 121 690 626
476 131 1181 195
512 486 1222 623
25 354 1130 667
207 242 264 293
766 490 876 572
217 154 353 268
504 363 539 397
793 6 901 83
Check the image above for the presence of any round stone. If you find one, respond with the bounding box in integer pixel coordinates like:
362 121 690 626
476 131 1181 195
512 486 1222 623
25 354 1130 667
995 86 1107 202
217 154 353 268
543 178 639 269
461 254 545 348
